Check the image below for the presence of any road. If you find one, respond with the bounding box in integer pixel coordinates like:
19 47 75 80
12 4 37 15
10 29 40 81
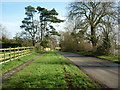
57 51 120 88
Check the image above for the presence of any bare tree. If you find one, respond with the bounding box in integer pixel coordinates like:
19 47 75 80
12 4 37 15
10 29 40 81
68 2 117 49
0 24 10 43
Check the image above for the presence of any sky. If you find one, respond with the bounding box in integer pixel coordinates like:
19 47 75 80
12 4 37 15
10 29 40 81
0 2 70 39
0 0 119 39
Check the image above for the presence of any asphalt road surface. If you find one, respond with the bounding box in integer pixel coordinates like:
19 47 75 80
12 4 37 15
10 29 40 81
57 51 120 88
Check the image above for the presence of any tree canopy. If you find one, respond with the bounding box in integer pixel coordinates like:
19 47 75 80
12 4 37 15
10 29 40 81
68 2 117 49
20 5 64 47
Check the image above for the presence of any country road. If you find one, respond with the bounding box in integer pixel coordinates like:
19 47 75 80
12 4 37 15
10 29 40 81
57 51 120 88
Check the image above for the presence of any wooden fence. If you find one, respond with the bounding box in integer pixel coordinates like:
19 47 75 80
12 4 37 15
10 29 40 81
0 47 34 63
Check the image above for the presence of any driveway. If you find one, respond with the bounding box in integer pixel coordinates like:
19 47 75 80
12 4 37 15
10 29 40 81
57 51 120 88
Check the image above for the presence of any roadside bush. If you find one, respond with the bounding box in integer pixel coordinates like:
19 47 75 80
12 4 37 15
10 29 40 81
95 31 111 55
1 43 21 48
40 40 48 48
95 45 111 55
34 43 43 52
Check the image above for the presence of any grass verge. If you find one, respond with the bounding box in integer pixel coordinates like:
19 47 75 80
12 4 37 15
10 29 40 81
2 52 99 89
2 51 43 74
97 56 120 63
64 51 120 64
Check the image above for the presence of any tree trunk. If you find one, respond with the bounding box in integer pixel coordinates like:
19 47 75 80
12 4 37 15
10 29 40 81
32 36 35 46
41 27 43 41
91 26 97 50
39 15 43 41
32 40 35 46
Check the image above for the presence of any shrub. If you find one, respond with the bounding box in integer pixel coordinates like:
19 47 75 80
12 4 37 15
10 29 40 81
1 43 21 48
34 43 43 52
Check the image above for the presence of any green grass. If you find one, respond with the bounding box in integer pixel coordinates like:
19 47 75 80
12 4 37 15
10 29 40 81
77 51 120 63
64 51 120 63
75 51 93 56
2 52 99 89
2 51 43 74
97 56 120 63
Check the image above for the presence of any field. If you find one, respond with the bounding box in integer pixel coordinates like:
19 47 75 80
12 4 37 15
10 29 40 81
2 51 42 74
2 52 99 88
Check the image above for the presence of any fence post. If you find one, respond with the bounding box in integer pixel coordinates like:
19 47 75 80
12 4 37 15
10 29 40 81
27 48 29 54
4 49 5 61
24 47 25 55
10 47 11 61
17 47 19 59
27 47 30 54
14 48 15 58
19 47 21 56
22 47 24 56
